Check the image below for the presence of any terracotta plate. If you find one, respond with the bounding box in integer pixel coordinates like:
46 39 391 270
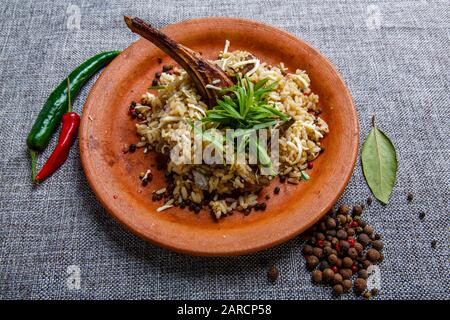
79 17 359 256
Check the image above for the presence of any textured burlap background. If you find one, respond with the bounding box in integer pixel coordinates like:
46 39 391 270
0 0 449 299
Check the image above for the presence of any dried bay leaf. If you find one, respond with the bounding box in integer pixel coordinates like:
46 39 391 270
361 116 398 204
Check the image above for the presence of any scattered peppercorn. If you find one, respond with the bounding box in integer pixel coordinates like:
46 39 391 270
407 192 414 202
306 255 320 270
312 270 322 283
129 144 136 152
151 79 159 86
363 225 374 235
337 230 348 240
274 186 280 194
419 212 425 220
333 273 343 285
313 247 324 259
431 240 437 248
354 278 367 294
339 204 350 215
371 288 379 296
267 266 279 283
154 72 161 78
342 279 352 292
367 196 373 206
333 284 344 295
363 291 372 300
301 202 384 298
342 257 353 268
326 217 336 229
279 175 286 183
366 248 381 262
302 244 314 255
340 268 352 280
372 240 384 251
358 269 368 279
323 268 334 283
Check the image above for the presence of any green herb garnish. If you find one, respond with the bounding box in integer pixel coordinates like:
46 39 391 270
200 75 289 174
202 75 288 129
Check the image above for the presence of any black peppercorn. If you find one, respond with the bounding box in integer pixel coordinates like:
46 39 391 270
352 204 363 216
312 270 322 283
313 247 324 259
328 254 338 266
354 278 367 294
319 260 329 271
340 268 352 280
323 268 335 282
342 257 353 268
363 225 374 235
347 248 358 260
162 64 174 72
358 233 371 247
267 266 279 283
342 279 352 292
431 240 437 248
337 230 348 240
306 255 320 270
407 192 414 201
367 248 381 262
339 204 350 215
333 284 344 295
333 273 343 285
326 217 337 229
302 245 314 255
358 269 368 279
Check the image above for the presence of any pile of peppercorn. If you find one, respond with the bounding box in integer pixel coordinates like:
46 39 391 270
302 203 384 299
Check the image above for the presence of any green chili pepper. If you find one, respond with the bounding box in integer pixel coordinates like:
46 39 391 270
27 50 121 181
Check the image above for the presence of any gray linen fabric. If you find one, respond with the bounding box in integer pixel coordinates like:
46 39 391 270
0 0 449 300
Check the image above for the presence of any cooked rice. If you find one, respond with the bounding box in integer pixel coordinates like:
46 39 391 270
135 41 329 218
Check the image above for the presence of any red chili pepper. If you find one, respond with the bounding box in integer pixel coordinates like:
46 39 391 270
35 78 80 183
35 112 80 182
